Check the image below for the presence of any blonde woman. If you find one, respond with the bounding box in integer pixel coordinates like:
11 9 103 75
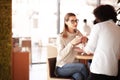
55 13 88 80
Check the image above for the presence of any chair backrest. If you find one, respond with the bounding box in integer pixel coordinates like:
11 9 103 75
48 57 56 77
48 57 72 80
47 44 58 58
22 40 31 47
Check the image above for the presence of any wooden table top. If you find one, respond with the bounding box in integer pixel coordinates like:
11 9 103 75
76 53 93 60
76 53 120 60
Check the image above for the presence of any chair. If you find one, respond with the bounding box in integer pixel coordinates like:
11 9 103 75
21 40 31 51
21 40 32 65
47 44 58 58
47 57 72 80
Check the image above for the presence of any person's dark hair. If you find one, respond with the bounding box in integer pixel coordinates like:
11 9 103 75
93 4 117 23
93 19 98 24
61 13 76 38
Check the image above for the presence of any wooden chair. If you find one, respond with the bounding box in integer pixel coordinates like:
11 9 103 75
47 44 58 58
47 57 72 80
21 40 31 51
21 40 32 65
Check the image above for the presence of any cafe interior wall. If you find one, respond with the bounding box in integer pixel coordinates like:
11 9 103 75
0 0 12 80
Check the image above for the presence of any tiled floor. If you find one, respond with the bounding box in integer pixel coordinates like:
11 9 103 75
32 45 47 63
30 44 47 80
30 64 47 80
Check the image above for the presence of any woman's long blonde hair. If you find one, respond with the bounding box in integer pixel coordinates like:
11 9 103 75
61 13 76 38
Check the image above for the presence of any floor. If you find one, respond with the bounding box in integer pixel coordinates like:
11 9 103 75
30 44 47 80
30 64 47 80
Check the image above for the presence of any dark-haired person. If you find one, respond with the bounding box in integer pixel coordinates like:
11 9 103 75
55 13 89 80
78 5 120 80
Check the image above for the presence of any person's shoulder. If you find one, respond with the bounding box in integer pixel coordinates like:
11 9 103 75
96 20 112 25
116 25 120 31
75 29 83 36
92 23 101 32
75 29 80 32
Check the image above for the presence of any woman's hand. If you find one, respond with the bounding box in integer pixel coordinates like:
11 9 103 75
71 36 81 46
81 36 88 44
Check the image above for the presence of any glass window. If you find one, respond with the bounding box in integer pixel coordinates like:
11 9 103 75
12 0 58 45
60 0 95 34
13 0 119 44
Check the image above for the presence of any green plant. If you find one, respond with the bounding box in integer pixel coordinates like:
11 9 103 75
0 1 12 80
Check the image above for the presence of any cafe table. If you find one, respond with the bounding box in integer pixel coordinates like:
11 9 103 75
75 53 93 66
76 53 93 60
76 53 120 77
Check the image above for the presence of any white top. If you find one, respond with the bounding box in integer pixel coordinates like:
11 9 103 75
56 30 83 67
84 20 120 76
